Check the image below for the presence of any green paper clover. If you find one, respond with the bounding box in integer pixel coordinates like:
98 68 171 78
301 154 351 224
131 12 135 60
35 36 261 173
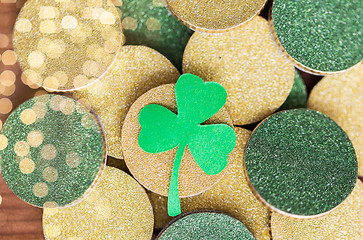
138 74 236 216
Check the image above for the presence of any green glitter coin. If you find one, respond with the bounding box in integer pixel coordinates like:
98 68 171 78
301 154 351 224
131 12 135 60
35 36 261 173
0 94 106 208
157 212 255 240
271 0 363 74
244 109 358 217
278 70 307 111
119 0 192 71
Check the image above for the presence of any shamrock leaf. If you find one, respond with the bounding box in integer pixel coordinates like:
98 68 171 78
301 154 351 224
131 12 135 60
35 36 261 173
138 74 236 216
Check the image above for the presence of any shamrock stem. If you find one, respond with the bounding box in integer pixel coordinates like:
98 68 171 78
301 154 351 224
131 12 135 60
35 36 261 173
168 141 187 217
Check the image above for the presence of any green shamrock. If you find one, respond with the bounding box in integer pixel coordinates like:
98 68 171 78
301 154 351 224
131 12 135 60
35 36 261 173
138 74 236 216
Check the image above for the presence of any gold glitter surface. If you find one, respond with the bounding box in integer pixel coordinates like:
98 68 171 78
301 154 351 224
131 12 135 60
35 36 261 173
271 180 363 239
166 0 267 32
183 16 295 125
13 0 122 91
122 84 233 197
43 166 154 240
149 127 271 240
74 45 180 159
308 63 363 176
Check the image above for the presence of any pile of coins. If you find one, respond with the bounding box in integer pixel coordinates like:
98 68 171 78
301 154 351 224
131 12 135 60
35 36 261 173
0 0 362 239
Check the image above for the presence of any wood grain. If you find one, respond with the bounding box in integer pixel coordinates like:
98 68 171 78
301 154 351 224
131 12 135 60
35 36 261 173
0 2 44 239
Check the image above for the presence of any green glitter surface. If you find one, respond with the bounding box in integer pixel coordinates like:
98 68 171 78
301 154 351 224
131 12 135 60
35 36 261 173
0 95 105 207
158 212 255 240
119 0 192 71
272 0 363 73
278 70 307 111
245 109 357 216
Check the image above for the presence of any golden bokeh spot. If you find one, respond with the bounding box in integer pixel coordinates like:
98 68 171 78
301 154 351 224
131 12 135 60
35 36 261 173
32 102 47 120
28 51 45 68
0 33 10 48
20 109 37 125
0 70 16 86
27 130 44 147
62 15 78 29
0 194 2 205
2 50 17 65
0 98 13 114
50 95 64 111
81 114 94 129
122 17 138 30
100 11 116 25
33 182 49 198
73 75 89 89
43 76 60 91
39 20 59 34
43 202 59 209
91 7 105 20
34 90 49 98
37 37 52 53
39 6 59 19
15 18 32 32
45 39 66 59
14 141 30 157
0 134 8 150
86 44 100 60
43 166 59 182
66 152 82 168
104 39 119 53
153 0 166 7
83 60 100 77
53 71 68 87
19 158 35 174
2 85 16 97
34 93 50 103
59 98 75 115
112 0 122 6
22 70 43 87
41 144 57 160
75 101 88 114
146 17 161 31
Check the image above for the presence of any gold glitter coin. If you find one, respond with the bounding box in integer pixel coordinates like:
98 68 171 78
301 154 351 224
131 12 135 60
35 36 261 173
183 16 295 125
149 127 271 240
271 180 363 239
43 166 154 240
308 63 363 176
122 84 233 197
74 45 180 159
166 0 267 32
13 0 122 91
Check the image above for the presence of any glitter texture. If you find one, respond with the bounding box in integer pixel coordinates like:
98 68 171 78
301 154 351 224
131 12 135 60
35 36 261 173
43 166 154 239
183 16 294 125
308 63 363 176
13 0 123 91
0 94 106 207
119 0 192 71
122 84 233 197
157 212 255 239
149 127 271 239
166 0 267 32
271 180 363 239
74 45 180 159
245 109 358 217
278 70 307 111
271 0 363 74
